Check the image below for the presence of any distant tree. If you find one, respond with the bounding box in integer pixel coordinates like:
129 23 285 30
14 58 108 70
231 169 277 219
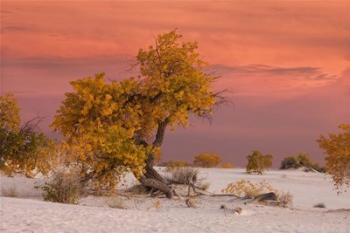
280 156 299 169
246 150 273 174
280 153 312 169
52 30 223 197
0 94 55 177
0 94 20 131
296 153 313 168
280 153 324 172
318 124 350 190
220 162 234 169
193 153 221 168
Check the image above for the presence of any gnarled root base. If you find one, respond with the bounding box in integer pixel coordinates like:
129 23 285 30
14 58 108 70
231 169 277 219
139 159 173 198
140 177 173 198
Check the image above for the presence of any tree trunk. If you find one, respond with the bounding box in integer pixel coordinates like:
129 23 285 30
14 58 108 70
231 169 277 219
139 152 173 198
136 118 173 198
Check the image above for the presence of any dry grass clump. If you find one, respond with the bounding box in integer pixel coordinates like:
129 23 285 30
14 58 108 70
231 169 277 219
166 167 209 197
170 167 199 185
107 197 126 209
222 180 275 199
163 160 190 171
40 169 82 204
185 198 197 208
169 167 210 191
1 186 18 197
126 184 148 195
222 179 293 207
153 199 161 209
278 192 293 208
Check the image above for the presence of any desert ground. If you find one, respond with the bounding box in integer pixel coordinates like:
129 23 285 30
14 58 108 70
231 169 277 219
1 168 350 233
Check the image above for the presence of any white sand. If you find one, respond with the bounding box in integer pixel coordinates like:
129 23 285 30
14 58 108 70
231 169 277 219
1 168 350 233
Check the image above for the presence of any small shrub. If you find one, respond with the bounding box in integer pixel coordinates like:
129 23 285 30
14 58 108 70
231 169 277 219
193 153 221 168
185 198 197 208
222 179 293 207
318 124 350 189
222 179 275 198
314 203 326 208
246 150 273 174
280 156 300 169
1 186 18 197
127 184 148 195
153 199 161 209
278 192 293 208
41 170 82 204
220 162 234 169
107 197 126 209
170 167 199 185
280 153 325 173
168 167 209 194
163 160 190 171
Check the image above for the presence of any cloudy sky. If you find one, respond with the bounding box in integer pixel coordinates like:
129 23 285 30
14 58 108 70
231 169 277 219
1 0 350 166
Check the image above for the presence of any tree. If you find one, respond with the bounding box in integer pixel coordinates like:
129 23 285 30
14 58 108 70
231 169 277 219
280 153 324 172
246 150 273 174
52 30 220 197
193 153 221 168
0 94 54 177
280 156 299 169
0 94 20 131
280 153 313 170
318 124 350 190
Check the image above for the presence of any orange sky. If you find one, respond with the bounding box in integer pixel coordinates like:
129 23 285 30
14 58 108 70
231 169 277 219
1 0 350 166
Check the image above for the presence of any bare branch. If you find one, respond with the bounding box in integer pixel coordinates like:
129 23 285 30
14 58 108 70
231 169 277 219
21 116 45 132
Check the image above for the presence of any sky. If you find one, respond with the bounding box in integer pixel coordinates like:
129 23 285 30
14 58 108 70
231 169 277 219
1 0 350 166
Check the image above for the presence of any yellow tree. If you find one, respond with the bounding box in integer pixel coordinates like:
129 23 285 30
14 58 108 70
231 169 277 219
0 94 54 177
246 150 273 174
0 94 20 131
52 30 222 197
193 153 221 168
318 124 350 190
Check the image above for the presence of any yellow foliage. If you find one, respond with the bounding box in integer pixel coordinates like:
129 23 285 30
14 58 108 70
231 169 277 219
193 153 221 168
318 124 350 190
0 93 56 177
246 150 273 174
52 30 218 191
220 162 234 169
0 94 20 131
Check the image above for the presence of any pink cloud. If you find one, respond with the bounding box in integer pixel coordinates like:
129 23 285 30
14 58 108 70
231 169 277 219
1 1 350 166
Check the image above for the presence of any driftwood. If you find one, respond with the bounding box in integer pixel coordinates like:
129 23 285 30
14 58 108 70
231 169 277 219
253 192 278 202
